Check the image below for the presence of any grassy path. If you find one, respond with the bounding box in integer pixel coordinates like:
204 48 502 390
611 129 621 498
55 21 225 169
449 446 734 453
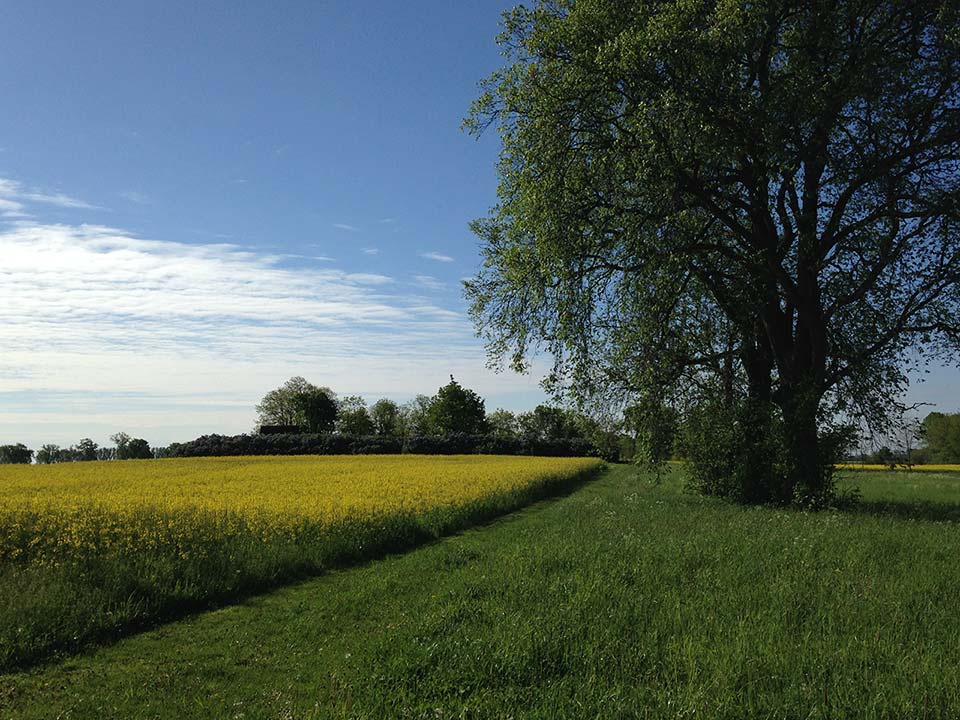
4 465 960 719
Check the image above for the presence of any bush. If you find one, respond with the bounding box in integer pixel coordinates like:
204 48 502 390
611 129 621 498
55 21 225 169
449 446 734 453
167 433 596 459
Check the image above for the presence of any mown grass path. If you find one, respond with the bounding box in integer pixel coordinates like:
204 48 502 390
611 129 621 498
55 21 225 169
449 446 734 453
3 465 960 719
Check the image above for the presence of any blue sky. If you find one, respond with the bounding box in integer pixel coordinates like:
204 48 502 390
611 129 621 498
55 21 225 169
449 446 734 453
0 0 556 447
1 1 957 449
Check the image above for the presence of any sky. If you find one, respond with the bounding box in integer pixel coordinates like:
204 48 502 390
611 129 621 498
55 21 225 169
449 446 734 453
1 1 957 449
0 0 556 448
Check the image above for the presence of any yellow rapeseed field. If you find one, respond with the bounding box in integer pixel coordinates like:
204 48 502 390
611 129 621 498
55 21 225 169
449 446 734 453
837 463 960 472
0 454 602 567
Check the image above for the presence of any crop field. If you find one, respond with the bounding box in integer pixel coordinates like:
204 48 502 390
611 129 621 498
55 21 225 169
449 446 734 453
838 463 960 473
0 454 602 672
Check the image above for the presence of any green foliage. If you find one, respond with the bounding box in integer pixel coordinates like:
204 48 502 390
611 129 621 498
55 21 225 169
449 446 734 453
424 376 488 436
35 445 64 465
517 405 583 442
0 444 33 465
255 377 338 432
370 398 401 437
107 433 153 461
486 408 519 439
465 0 960 504
75 438 98 462
625 399 679 467
294 387 338 433
335 395 375 435
922 412 960 463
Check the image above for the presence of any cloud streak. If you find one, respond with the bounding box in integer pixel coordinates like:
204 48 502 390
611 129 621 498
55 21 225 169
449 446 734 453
0 178 550 446
0 177 102 216
421 251 454 263
414 275 447 291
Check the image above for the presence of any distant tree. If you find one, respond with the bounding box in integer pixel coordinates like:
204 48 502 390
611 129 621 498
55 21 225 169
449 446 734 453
487 409 519 439
922 412 960 463
96 447 116 462
336 395 375 435
370 398 401 436
123 438 154 460
111 432 152 460
35 444 60 464
256 377 337 432
295 387 338 433
111 432 131 459
0 443 33 464
75 438 99 461
398 395 435 438
425 376 488 436
875 446 895 467
517 405 584 442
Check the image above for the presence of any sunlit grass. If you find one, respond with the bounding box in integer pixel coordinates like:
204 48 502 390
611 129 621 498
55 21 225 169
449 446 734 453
3 465 958 718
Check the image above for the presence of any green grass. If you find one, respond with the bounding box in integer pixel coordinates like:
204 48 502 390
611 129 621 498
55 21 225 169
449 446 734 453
3 465 960 718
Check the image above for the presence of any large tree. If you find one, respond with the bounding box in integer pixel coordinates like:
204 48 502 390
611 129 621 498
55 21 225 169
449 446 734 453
425 376 489 436
466 0 960 503
255 377 337 433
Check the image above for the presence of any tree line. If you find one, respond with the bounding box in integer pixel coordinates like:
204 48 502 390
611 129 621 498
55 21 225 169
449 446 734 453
856 412 960 466
246 375 627 459
0 432 160 465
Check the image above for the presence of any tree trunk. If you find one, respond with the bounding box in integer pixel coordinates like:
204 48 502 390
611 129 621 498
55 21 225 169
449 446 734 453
739 325 778 503
780 389 826 504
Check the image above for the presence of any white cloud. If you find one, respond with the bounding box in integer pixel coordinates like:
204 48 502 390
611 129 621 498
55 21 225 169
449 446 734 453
0 197 27 218
421 251 455 263
0 177 102 214
414 275 447 291
379 218 396 224
119 190 149 204
0 219 553 445
22 191 100 210
332 223 358 232
362 248 380 255
0 177 551 446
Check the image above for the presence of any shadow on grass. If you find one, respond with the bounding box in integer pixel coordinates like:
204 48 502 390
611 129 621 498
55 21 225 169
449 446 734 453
844 499 960 523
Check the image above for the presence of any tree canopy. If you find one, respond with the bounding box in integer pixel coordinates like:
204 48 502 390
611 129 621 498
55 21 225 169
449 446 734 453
466 0 960 504
256 377 338 433
922 412 960 462
425 376 489 436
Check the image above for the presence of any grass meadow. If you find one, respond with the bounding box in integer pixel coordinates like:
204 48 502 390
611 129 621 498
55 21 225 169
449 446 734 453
2 464 959 718
0 455 602 673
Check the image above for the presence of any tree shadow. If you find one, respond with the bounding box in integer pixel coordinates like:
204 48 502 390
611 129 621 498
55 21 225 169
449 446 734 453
844 499 960 523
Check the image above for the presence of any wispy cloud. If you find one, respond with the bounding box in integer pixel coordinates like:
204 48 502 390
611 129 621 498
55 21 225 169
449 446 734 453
414 275 447 291
332 223 358 232
22 191 100 210
421 251 455 263
118 190 149 204
379 218 396 224
0 177 102 215
0 220 510 443
362 247 380 256
0 178 550 446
